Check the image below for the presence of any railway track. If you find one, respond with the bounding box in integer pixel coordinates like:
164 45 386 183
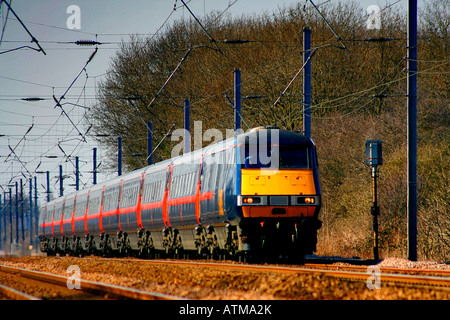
99 257 450 290
2 256 450 300
305 263 450 278
0 283 41 300
0 264 185 300
304 264 450 289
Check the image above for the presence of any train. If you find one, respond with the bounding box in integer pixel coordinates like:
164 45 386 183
38 127 322 262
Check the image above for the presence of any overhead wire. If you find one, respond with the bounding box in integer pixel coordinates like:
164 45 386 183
0 0 46 55
276 57 408 124
275 59 450 123
2 0 446 194
179 0 223 54
1 52 99 192
52 47 98 143
0 41 97 181
0 0 12 45
4 118 33 162
307 0 349 53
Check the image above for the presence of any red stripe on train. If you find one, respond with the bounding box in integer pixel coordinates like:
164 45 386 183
40 191 215 231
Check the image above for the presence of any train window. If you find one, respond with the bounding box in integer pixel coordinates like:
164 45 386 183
120 178 140 208
243 144 310 169
181 176 185 196
42 205 51 224
170 176 176 198
46 205 53 223
243 140 275 169
177 176 182 197
103 184 121 211
64 197 75 219
55 201 64 220
158 181 163 198
216 163 224 190
226 147 235 167
189 171 198 195
152 180 163 201
142 170 165 203
74 193 88 218
190 171 196 193
214 151 226 189
201 158 210 192
143 180 163 203
47 204 55 222
41 206 48 224
279 145 310 169
38 205 47 225
169 163 198 199
201 156 218 192
171 176 178 198
178 176 182 196
87 189 102 215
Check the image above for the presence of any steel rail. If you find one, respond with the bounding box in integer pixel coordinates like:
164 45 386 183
0 283 41 300
305 267 450 289
0 264 185 300
305 263 450 278
110 258 450 289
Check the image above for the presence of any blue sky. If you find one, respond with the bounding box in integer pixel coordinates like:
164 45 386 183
0 0 423 200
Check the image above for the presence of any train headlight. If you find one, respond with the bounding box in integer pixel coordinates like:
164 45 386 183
242 197 261 204
243 197 254 204
305 197 315 204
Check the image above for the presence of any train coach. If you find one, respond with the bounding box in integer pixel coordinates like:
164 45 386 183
38 127 322 261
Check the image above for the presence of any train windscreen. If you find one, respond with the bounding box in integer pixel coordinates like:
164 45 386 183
243 144 310 169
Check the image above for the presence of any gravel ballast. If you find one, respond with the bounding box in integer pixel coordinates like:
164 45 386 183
1 256 449 300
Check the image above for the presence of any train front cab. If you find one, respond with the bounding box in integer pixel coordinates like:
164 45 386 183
236 129 322 258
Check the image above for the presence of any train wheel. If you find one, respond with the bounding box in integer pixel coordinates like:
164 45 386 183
39 237 49 254
137 230 154 259
76 237 85 257
172 229 183 259
49 238 57 256
206 225 220 259
162 228 172 256
117 231 131 257
100 234 113 258
85 234 97 256
224 224 238 259
194 226 207 258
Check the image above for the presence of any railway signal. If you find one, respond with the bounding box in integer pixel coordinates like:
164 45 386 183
366 140 382 261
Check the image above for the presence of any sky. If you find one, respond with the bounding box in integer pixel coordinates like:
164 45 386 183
0 0 423 202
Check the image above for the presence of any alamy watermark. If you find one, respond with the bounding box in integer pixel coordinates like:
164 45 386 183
66 265 81 289
366 265 381 290
366 5 382 30
66 5 81 30
170 122 279 172
65 4 382 32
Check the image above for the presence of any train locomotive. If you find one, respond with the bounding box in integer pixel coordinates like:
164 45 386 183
38 127 322 261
